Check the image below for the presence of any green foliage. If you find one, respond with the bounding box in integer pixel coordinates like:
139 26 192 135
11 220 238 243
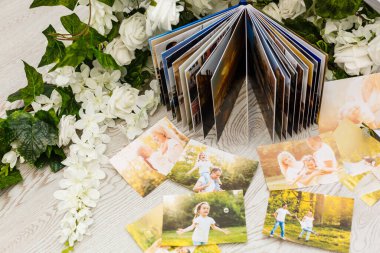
124 50 151 88
0 167 23 190
97 0 115 6
8 61 44 106
39 25 66 67
283 17 322 44
34 145 66 172
315 0 362 20
35 109 60 127
30 0 78 10
174 9 197 28
0 119 12 157
361 2 380 19
51 13 119 71
106 21 121 41
7 111 58 163
55 87 81 117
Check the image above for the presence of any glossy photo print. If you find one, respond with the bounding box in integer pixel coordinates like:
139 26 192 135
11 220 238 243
264 190 354 253
319 73 380 133
167 140 258 194
162 190 247 246
257 133 343 190
110 117 189 197
127 205 221 253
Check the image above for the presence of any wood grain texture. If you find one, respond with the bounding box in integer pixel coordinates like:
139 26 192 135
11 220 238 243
1 2 380 253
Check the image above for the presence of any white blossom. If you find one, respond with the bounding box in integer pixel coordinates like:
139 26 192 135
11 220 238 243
368 35 380 65
108 85 139 119
119 12 149 51
2 150 18 168
262 2 282 23
334 44 373 76
58 115 77 147
31 89 62 112
146 0 184 35
105 37 136 66
45 66 76 87
278 0 306 20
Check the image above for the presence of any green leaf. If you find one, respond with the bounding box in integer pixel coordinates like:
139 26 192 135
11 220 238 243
106 21 121 41
30 0 78 10
60 13 87 35
0 119 13 157
51 40 88 71
8 62 44 106
39 25 66 68
97 0 115 6
34 145 66 172
93 49 120 70
361 2 380 19
124 50 151 88
35 109 60 127
55 87 80 117
0 168 23 190
283 17 322 44
7 111 58 163
315 0 362 19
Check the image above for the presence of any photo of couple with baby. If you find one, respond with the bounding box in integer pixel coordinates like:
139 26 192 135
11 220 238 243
264 190 354 253
167 140 258 194
258 135 342 191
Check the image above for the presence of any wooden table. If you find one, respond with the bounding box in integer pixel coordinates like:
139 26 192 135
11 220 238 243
1 1 380 253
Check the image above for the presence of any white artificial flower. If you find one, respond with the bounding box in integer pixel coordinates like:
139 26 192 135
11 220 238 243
334 44 373 76
112 0 149 13
105 37 136 66
58 115 77 147
90 61 122 91
31 89 62 112
146 0 184 35
74 106 106 141
2 150 18 168
368 35 380 65
119 12 149 51
262 2 282 23
119 109 149 139
108 85 139 119
79 0 117 35
136 89 159 115
45 66 76 87
278 0 306 20
0 100 24 119
81 86 110 113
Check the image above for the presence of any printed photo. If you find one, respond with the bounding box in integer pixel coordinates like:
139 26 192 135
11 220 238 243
168 140 258 193
264 190 354 253
127 205 221 253
110 117 189 197
319 73 380 133
162 190 247 246
257 133 343 190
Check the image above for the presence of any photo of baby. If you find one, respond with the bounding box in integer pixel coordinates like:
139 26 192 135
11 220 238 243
162 190 247 246
257 133 342 190
319 73 380 133
168 140 258 193
110 117 189 197
264 190 354 253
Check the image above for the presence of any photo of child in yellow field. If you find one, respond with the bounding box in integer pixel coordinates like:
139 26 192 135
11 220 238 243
264 190 354 253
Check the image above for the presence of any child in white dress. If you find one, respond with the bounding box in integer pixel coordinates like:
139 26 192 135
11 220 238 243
176 202 229 245
186 152 222 190
297 211 318 242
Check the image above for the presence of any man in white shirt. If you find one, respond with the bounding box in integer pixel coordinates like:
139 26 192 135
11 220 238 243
193 168 222 193
269 203 295 240
307 136 339 184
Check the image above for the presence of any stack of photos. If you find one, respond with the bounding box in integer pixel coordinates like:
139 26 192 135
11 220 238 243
264 190 354 253
149 2 327 141
127 205 221 253
257 133 343 191
110 117 189 197
168 140 258 194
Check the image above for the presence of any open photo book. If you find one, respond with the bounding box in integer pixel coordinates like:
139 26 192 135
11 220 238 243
149 1 327 141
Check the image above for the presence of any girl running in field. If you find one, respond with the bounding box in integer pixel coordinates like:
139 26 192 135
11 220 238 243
186 152 222 190
297 211 318 242
176 202 229 246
